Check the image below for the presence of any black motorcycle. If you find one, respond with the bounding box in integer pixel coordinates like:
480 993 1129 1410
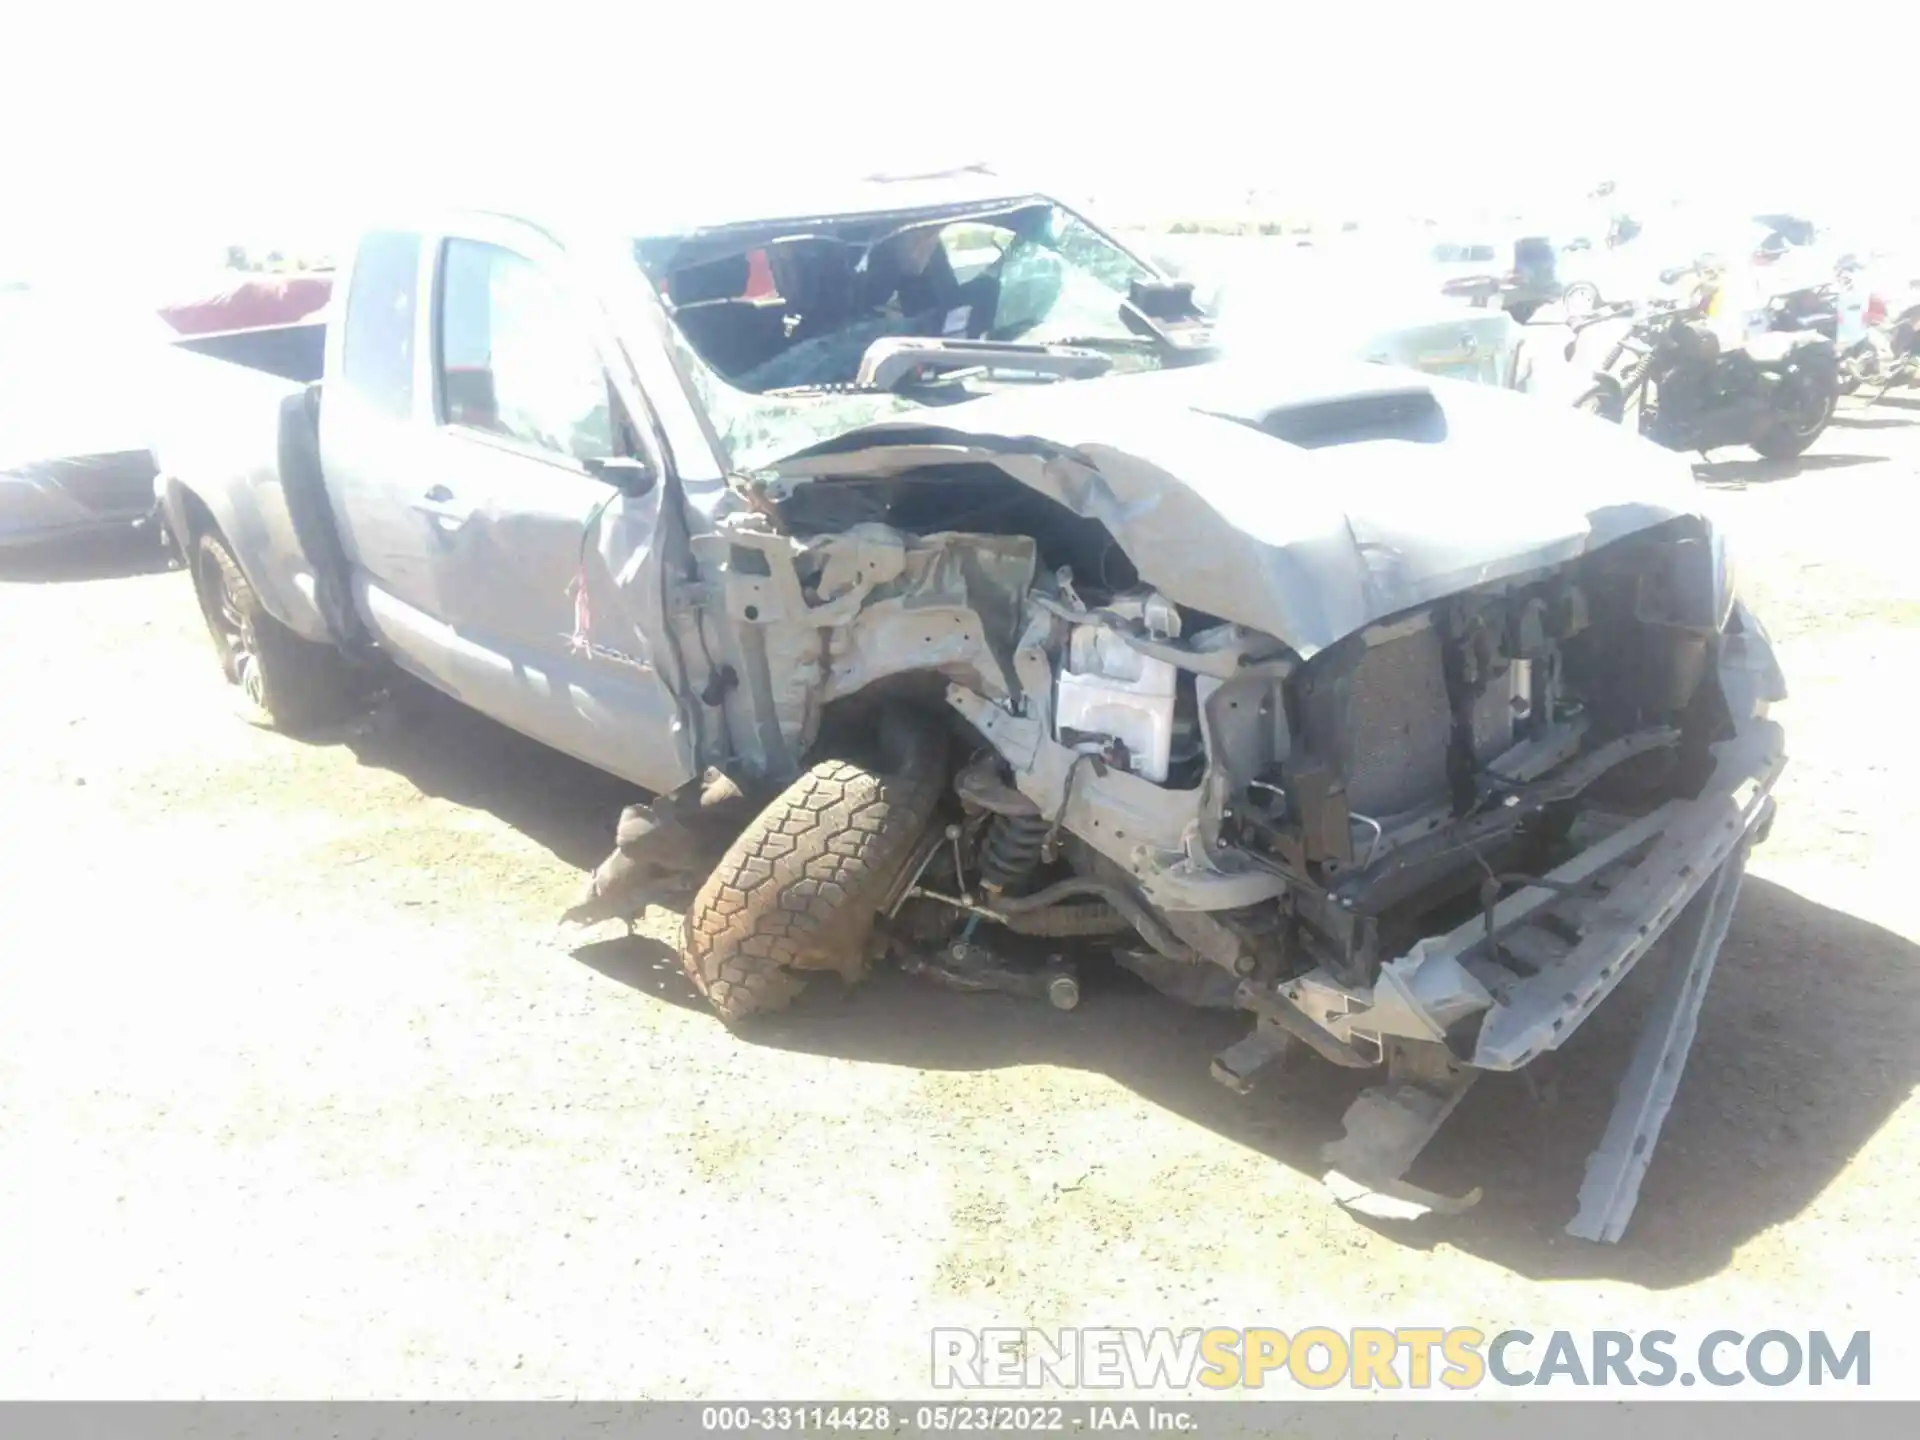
1569 287 1839 459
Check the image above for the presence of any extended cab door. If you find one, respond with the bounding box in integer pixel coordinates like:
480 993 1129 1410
321 217 698 796
322 228 469 690
417 220 698 794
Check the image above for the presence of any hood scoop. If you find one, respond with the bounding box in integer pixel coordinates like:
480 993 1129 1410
1242 386 1446 450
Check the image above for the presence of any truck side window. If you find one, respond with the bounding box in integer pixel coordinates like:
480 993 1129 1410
340 230 421 420
436 240 615 463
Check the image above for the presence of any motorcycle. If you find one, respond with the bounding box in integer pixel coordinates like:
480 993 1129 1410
1767 264 1920 396
1568 267 1839 459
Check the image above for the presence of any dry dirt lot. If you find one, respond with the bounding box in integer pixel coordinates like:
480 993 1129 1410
3 399 1918 1399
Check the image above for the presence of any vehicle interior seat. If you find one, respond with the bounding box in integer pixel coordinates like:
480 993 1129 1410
665 253 790 379
443 366 500 430
860 232 1001 339
770 241 860 347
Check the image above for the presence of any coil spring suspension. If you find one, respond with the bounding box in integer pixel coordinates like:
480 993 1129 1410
979 812 1049 894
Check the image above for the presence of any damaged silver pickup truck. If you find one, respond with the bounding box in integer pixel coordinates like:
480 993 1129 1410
154 170 1786 1242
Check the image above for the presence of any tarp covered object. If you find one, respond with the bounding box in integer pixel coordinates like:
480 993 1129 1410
156 273 332 335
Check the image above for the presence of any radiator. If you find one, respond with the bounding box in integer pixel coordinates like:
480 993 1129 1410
1321 627 1519 818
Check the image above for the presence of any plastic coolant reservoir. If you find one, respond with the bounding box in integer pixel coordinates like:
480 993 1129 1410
1054 623 1180 783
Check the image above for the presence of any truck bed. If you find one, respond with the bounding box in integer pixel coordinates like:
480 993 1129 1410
152 319 355 647
171 320 327 385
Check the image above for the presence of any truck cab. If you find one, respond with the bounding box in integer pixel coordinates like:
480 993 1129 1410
309 218 696 791
154 176 1201 795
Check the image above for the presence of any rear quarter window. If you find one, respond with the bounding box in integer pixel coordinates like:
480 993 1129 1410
340 230 422 419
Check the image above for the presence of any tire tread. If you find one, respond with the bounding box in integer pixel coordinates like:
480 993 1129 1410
679 713 946 1024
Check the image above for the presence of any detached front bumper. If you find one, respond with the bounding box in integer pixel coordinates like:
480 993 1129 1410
1473 716 1783 1072
1299 616 1788 1240
1286 721 1784 1077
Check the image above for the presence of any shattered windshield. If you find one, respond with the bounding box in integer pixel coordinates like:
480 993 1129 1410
634 199 1162 471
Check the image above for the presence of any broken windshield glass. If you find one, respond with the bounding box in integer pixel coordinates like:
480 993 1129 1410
635 200 1162 470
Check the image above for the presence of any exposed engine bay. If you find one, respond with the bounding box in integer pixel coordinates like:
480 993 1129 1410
641 362 1789 1241
716 461 1725 981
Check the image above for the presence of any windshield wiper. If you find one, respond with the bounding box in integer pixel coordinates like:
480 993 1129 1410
853 336 1113 391
1040 334 1164 351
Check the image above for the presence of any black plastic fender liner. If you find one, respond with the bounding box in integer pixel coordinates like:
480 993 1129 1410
274 383 364 650
1574 371 1628 422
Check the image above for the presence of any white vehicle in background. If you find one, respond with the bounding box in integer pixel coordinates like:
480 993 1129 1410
1170 243 1531 391
1561 214 1826 320
1557 246 1674 318
1425 232 1563 322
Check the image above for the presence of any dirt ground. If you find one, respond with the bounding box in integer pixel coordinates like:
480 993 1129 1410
3 398 1918 1400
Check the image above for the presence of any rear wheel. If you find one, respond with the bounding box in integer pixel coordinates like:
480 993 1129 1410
194 531 357 731
678 707 949 1024
1752 363 1839 460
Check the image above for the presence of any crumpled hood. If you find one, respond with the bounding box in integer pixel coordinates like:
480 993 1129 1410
768 357 1706 656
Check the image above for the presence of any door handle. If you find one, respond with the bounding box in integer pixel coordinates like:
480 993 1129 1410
412 484 474 526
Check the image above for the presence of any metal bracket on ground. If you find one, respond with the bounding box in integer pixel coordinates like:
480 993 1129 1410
1211 1020 1293 1094
1321 1038 1483 1220
1566 843 1753 1243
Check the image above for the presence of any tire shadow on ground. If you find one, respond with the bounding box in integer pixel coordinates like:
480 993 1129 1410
1695 451 1886 489
574 873 1918 1289
1829 412 1920 431
570 932 707 1011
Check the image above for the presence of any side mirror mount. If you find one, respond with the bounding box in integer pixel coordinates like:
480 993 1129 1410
1127 276 1202 322
1120 277 1215 354
584 454 659 497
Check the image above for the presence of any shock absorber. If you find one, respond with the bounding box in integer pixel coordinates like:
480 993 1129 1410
978 812 1049 896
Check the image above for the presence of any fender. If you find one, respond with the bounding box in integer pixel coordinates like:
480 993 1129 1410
1578 369 1629 422
152 375 355 649
1779 332 1841 380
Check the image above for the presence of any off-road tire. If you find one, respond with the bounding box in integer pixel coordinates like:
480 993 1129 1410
1750 390 1837 460
194 531 356 732
679 707 948 1025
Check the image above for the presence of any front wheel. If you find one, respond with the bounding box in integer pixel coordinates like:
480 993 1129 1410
1561 281 1601 318
678 707 949 1024
193 531 358 731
